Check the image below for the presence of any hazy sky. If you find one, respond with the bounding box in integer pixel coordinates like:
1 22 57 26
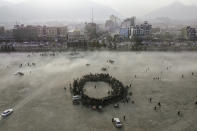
1 0 197 16
95 0 197 16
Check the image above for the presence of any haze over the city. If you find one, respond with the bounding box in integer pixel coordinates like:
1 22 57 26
1 0 197 130
0 0 197 24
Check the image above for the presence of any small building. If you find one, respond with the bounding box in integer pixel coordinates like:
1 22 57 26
13 24 68 42
67 31 87 48
40 26 68 41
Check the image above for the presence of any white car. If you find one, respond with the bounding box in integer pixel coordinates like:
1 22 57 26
72 95 81 100
1 109 13 118
15 72 24 76
112 118 123 128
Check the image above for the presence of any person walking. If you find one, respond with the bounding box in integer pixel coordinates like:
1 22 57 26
149 98 152 103
178 111 181 116
158 102 161 107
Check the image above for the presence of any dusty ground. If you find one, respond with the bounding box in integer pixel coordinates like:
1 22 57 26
84 82 112 98
0 51 197 131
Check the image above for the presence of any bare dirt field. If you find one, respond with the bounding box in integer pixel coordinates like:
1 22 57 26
0 51 197 131
84 82 112 99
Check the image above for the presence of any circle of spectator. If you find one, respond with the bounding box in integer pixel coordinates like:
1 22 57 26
72 73 128 107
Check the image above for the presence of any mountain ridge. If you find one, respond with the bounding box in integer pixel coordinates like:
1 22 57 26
145 2 197 20
0 0 122 23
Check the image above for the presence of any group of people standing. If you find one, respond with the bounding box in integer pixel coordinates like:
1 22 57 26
71 73 128 107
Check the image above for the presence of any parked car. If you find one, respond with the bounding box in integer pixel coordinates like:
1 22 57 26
1 109 13 118
114 104 119 108
72 95 81 100
112 118 122 128
98 105 103 112
15 72 24 76
92 105 97 110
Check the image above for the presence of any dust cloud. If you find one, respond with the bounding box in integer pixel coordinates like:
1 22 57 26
0 51 197 131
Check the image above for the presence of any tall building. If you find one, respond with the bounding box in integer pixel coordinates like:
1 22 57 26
84 23 97 40
105 15 121 32
140 21 152 35
0 26 5 35
119 17 136 38
131 21 152 37
186 26 196 40
121 17 136 28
